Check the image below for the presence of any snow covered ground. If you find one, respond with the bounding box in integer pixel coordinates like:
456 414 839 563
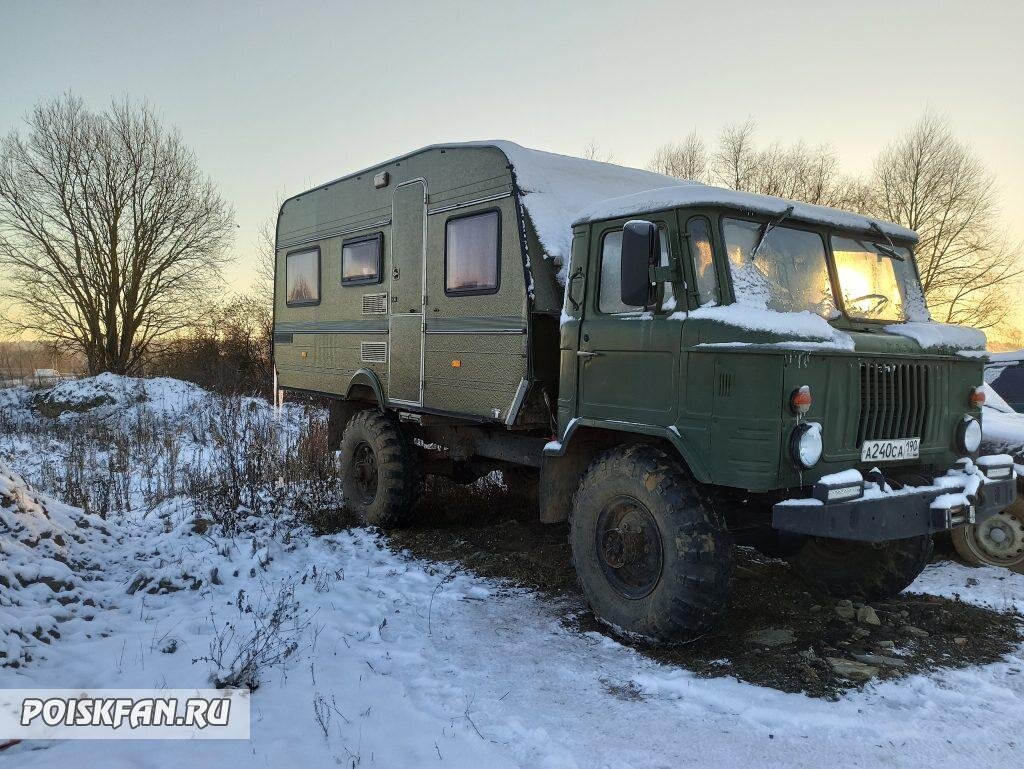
2 375 1024 768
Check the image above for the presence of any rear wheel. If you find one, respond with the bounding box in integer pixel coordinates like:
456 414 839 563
339 410 419 528
569 445 732 643
789 535 933 600
951 499 1024 573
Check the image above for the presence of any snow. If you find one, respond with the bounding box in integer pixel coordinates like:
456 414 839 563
482 141 680 285
883 321 987 352
676 304 855 350
3 375 1024 768
981 385 1024 476
817 469 864 485
572 185 919 243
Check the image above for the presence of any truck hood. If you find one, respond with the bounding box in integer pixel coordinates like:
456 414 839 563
687 305 987 358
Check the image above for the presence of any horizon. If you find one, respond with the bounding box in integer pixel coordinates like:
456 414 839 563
2 0 1022 338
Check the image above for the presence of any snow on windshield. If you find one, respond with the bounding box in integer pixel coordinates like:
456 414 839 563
723 218 838 317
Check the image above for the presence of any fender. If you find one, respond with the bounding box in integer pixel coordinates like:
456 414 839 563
543 417 712 484
346 368 386 410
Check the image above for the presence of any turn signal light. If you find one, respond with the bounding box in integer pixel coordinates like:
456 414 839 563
790 385 812 415
970 387 985 407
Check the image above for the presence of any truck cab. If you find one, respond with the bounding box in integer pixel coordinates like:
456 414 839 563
274 142 1017 643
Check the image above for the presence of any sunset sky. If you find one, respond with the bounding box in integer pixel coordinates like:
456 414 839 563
2 0 1022 333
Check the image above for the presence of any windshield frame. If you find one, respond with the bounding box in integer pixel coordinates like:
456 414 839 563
716 211 924 327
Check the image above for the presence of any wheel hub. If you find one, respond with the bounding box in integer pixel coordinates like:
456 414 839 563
595 497 663 599
974 512 1024 562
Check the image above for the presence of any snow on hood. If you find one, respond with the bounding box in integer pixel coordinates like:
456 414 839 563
883 322 987 353
676 304 855 351
571 185 919 243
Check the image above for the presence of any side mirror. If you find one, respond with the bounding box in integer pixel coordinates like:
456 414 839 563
620 220 658 308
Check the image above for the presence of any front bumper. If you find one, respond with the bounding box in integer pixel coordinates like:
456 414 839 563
772 459 1018 543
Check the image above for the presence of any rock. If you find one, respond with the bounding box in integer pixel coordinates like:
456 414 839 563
954 636 969 646
902 625 930 638
853 652 907 669
747 628 797 647
827 657 879 681
835 600 856 620
876 640 896 650
159 638 178 654
857 606 881 626
809 605 822 613
966 577 980 587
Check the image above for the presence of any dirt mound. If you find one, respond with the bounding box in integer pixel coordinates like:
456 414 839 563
387 478 1022 699
0 463 120 667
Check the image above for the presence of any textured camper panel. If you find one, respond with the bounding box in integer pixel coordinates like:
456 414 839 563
423 333 527 420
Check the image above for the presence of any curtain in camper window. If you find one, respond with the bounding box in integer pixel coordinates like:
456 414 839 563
285 248 320 306
445 211 499 294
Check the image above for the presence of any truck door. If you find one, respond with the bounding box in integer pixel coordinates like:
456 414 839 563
388 179 426 405
576 217 683 427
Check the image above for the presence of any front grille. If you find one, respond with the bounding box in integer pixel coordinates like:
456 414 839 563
856 362 928 444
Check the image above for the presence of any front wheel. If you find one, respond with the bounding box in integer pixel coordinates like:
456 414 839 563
569 445 733 643
789 535 933 600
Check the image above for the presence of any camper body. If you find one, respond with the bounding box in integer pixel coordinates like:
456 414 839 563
274 142 1017 641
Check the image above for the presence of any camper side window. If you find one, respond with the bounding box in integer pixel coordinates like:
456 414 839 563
445 210 500 295
342 233 383 286
285 247 320 307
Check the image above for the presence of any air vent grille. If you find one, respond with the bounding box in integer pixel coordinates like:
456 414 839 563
362 293 388 315
360 341 388 364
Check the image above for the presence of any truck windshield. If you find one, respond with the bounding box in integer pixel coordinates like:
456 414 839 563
723 218 837 316
831 236 919 322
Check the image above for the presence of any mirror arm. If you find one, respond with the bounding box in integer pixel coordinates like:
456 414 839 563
566 268 583 312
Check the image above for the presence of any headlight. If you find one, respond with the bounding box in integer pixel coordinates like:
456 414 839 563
957 416 982 454
790 422 823 469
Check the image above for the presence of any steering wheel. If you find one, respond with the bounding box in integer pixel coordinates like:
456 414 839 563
847 293 890 313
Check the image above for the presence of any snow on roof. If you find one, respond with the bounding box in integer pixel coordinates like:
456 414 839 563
470 142 918 284
473 142 680 283
571 185 919 243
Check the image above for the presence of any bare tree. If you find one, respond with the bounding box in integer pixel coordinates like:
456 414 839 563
0 95 235 374
581 139 614 163
647 131 709 181
868 112 1024 328
706 120 862 208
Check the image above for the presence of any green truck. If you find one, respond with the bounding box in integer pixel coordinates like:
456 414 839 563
273 142 1017 642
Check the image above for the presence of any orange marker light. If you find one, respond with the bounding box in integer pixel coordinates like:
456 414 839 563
791 385 812 415
970 387 985 407
451 360 461 368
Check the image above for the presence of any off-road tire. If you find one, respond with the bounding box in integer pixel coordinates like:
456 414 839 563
569 445 733 643
789 535 934 600
339 409 419 528
950 497 1024 573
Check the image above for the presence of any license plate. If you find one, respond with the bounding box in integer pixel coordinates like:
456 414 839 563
860 437 920 462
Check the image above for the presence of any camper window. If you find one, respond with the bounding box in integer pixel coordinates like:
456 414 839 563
285 247 320 307
342 233 383 286
445 210 500 295
598 226 670 314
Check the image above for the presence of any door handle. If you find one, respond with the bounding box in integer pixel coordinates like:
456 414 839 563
576 351 602 359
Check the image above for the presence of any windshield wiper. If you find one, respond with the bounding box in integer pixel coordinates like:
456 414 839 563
750 205 795 260
868 221 905 261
